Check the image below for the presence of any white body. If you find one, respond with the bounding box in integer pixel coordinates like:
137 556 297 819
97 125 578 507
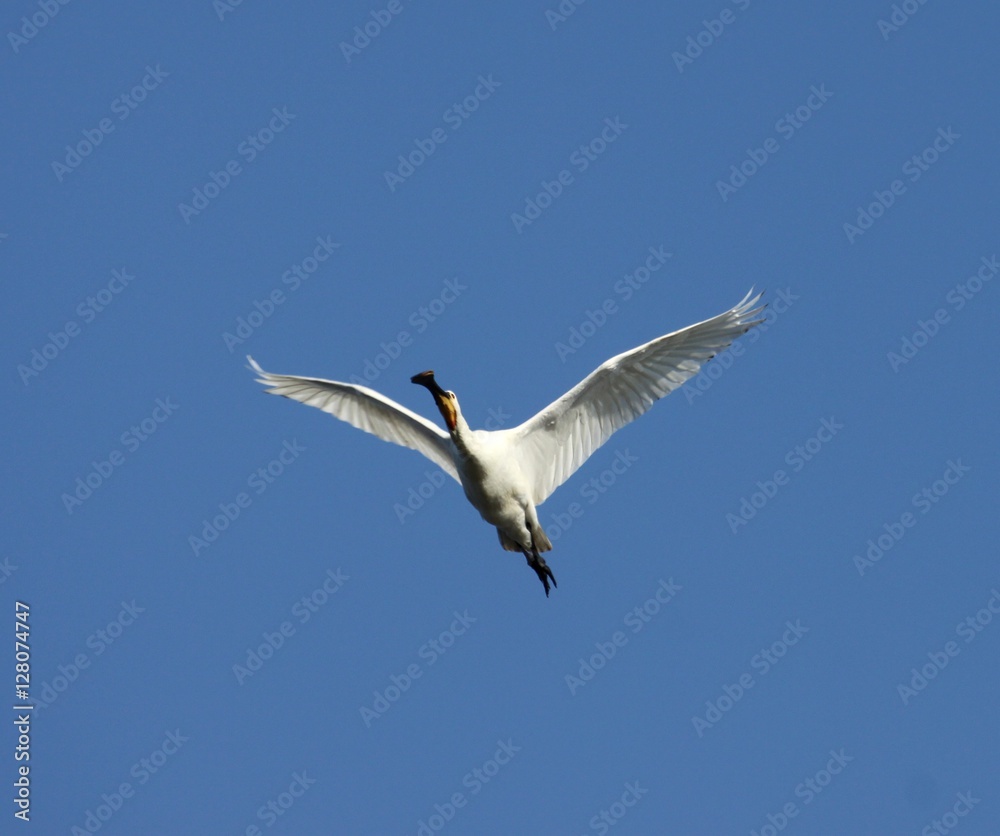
450 426 549 553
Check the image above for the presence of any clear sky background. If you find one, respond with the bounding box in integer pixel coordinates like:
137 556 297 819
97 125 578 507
4 1 1000 834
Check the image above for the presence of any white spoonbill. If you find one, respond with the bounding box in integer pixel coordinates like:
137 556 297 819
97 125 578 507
248 290 764 595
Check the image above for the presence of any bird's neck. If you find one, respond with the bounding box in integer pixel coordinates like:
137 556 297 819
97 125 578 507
450 413 475 457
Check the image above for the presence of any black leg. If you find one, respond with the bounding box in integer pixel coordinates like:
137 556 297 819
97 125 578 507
523 549 557 597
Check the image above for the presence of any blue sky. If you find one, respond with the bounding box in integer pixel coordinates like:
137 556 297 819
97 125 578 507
5 1 1000 833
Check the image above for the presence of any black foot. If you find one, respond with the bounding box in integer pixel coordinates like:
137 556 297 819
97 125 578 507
524 550 557 597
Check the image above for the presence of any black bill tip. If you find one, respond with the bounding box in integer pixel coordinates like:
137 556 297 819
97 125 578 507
411 370 446 396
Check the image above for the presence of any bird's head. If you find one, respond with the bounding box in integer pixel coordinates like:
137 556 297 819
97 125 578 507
411 370 459 432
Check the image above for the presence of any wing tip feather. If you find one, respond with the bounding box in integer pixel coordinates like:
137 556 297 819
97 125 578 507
732 287 767 329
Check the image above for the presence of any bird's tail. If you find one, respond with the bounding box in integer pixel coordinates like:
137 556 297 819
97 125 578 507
531 524 552 553
498 530 521 552
497 525 553 553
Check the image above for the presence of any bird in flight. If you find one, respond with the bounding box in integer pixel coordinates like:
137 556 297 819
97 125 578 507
249 290 764 596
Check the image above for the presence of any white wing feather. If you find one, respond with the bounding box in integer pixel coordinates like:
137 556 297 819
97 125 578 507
508 290 765 505
247 357 460 482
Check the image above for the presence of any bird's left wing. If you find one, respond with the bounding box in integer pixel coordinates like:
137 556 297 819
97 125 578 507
248 357 460 482
508 290 765 505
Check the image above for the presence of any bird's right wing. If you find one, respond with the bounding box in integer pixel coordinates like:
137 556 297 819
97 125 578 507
508 290 765 505
248 357 460 482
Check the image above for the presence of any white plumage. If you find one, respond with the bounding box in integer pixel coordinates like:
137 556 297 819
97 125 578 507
249 290 764 595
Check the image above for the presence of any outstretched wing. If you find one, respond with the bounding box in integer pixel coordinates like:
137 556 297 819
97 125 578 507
248 357 460 482
508 290 765 504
